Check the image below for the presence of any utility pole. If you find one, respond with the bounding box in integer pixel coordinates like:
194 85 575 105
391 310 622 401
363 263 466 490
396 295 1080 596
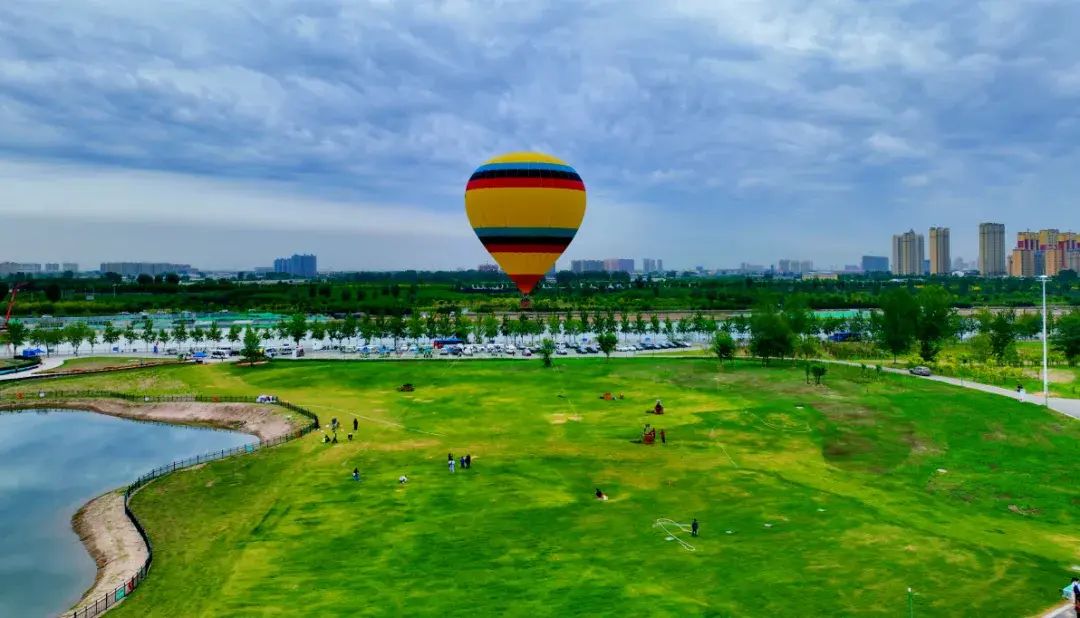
1039 275 1049 407
907 587 914 618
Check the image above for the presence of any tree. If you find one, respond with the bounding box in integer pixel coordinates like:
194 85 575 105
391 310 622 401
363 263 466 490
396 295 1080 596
650 314 661 335
872 289 918 361
597 332 618 360
546 314 562 341
1052 309 1080 366
227 324 242 345
171 323 189 352
540 338 556 368
102 321 121 353
45 283 62 302
407 313 424 343
285 313 308 347
482 314 499 342
32 325 63 356
749 304 794 365
64 322 93 355
136 273 153 286
123 323 139 352
619 314 631 340
207 321 223 345
84 328 99 354
310 321 327 345
342 314 359 344
914 286 955 362
633 313 647 337
4 321 28 355
979 310 1017 365
191 326 206 350
711 331 735 364
810 364 828 385
241 327 263 364
1015 312 1042 339
141 318 155 353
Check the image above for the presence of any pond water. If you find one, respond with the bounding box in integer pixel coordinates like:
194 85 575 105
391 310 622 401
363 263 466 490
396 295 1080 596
0 409 253 617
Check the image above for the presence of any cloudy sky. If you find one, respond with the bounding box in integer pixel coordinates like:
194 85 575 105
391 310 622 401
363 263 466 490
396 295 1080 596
2 1 1079 272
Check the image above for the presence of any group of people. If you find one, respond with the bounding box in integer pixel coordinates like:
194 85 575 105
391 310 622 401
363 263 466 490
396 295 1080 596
448 452 472 473
323 417 362 443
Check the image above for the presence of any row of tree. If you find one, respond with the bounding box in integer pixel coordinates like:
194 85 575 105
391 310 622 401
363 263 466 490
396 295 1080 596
4 287 1079 366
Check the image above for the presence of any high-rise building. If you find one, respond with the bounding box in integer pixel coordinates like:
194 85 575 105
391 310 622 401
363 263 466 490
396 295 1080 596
0 262 42 275
100 262 192 277
978 222 1006 276
861 255 889 273
641 258 664 273
777 259 813 274
891 230 925 276
603 258 635 273
570 259 604 274
62 262 78 273
477 264 499 273
272 254 317 278
45 263 60 273
1009 231 1041 277
928 227 950 274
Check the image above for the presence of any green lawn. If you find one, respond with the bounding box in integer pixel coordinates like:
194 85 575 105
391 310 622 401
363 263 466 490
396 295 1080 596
41 356 177 374
36 359 1080 616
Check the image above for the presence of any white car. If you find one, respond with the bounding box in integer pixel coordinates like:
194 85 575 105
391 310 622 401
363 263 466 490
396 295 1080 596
505 345 516 355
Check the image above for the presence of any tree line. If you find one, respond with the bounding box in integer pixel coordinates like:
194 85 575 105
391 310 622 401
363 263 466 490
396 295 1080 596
4 287 1079 367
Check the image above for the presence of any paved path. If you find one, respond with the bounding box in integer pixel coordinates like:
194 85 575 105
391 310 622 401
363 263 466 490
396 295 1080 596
0 356 63 381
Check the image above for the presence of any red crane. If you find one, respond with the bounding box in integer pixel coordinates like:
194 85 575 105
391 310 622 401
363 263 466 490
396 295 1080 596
1 283 26 332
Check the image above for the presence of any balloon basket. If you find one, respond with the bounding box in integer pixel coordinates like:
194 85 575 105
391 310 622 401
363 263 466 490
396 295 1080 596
519 297 532 310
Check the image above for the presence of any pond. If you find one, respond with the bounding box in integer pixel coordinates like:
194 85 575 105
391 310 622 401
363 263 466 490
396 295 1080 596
0 409 253 617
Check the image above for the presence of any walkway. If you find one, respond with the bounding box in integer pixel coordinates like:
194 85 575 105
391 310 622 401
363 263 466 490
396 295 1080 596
0 356 63 381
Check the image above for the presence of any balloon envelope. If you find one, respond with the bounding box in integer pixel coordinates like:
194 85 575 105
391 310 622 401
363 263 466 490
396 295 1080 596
464 151 586 295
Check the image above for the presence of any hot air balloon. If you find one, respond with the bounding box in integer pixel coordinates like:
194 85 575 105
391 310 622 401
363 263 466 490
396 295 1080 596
465 151 586 308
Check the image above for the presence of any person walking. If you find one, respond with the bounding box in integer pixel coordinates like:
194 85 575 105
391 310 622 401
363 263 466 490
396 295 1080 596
449 458 455 473
353 418 359 432
460 455 467 470
465 454 472 469
660 429 666 445
1017 384 1026 403
1064 577 1079 615
691 518 699 537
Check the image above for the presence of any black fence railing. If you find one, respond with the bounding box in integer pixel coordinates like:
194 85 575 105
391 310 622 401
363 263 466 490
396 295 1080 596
0 391 319 618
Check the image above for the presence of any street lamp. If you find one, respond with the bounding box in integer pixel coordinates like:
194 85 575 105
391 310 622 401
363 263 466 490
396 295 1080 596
1038 275 1049 407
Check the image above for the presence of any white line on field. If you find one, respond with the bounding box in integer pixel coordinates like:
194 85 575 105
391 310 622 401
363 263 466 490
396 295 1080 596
308 404 445 437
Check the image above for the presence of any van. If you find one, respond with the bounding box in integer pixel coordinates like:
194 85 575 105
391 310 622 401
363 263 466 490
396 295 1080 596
211 349 230 359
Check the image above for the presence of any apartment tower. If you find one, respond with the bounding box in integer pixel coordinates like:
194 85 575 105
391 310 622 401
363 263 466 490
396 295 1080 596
978 223 1006 276
928 227 950 274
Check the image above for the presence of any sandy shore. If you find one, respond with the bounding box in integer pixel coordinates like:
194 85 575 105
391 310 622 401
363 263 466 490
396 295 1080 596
13 399 299 441
15 399 303 614
71 492 148 611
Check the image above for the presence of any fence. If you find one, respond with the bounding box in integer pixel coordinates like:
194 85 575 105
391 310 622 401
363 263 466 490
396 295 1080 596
0 391 320 618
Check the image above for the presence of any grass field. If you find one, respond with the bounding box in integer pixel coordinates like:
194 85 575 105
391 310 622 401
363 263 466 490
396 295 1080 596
19 359 1080 616
40 356 177 373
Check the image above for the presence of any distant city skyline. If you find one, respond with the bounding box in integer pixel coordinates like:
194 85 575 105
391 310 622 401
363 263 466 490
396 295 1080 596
4 4 1080 270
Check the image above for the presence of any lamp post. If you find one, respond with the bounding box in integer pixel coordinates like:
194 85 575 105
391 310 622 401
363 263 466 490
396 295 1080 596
1038 275 1049 407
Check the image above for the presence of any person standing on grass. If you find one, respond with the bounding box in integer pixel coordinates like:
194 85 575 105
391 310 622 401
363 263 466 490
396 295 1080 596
465 454 471 469
691 518 699 537
660 429 666 445
352 468 360 481
449 458 455 473
460 455 466 470
1064 577 1079 614
353 418 358 432
1017 384 1026 403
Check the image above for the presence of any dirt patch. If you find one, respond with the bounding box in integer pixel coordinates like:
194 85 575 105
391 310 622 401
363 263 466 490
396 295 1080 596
1008 504 1042 516
43 399 299 441
549 413 583 424
71 491 148 610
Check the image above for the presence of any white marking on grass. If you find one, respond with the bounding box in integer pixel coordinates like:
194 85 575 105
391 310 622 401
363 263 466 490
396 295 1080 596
742 409 812 434
653 518 696 552
717 442 739 468
309 404 445 437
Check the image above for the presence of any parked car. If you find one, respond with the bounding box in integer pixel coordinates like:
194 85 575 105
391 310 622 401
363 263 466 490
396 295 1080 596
909 366 932 377
522 348 533 357
555 347 568 355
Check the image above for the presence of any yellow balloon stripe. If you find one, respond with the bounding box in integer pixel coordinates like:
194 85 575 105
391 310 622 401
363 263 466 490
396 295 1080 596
490 252 563 275
465 188 586 229
483 151 569 165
